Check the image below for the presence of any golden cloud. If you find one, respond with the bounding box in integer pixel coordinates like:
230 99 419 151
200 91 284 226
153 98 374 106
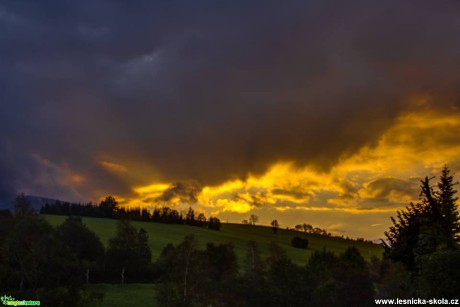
123 103 460 238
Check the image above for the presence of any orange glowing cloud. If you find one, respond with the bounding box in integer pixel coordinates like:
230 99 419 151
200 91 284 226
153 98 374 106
121 102 460 239
99 160 128 173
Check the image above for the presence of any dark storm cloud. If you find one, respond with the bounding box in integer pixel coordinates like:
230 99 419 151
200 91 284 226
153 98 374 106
358 177 420 209
272 189 311 201
1 0 460 201
155 181 202 204
234 192 270 208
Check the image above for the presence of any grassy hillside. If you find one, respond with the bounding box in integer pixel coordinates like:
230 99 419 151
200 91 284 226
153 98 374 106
87 284 157 307
43 214 382 265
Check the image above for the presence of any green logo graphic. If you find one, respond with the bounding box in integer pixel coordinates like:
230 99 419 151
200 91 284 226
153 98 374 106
0 295 40 306
0 296 14 305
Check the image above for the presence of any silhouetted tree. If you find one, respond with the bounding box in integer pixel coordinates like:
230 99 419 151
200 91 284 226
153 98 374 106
243 241 265 277
140 208 151 221
208 217 221 230
265 242 308 306
271 219 279 234
416 249 460 299
14 193 35 217
156 236 242 306
154 243 176 279
383 167 460 271
306 248 339 307
2 216 87 306
333 247 374 307
203 242 239 305
156 235 202 306
99 196 118 218
6 216 55 290
56 217 105 284
205 242 238 280
376 259 412 298
303 223 313 233
237 241 267 306
436 166 460 247
196 213 206 227
185 207 195 226
152 208 161 222
106 220 152 283
249 214 258 225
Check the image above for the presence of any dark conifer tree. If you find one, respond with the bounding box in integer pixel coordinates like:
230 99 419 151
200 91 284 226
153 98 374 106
436 166 460 247
185 207 195 226
383 167 459 271
14 193 35 217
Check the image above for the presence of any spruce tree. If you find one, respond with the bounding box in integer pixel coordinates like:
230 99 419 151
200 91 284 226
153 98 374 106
436 166 460 248
383 167 459 271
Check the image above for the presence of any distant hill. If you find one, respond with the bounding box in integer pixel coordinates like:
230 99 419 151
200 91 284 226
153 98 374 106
0 194 78 212
0 191 14 210
27 195 66 211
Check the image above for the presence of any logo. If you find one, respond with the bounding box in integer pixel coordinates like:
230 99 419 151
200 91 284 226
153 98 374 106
0 295 40 306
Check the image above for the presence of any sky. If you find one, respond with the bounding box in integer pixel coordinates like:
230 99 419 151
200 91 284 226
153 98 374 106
1 0 460 239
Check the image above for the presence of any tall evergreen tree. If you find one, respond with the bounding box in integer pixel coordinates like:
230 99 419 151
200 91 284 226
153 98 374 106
383 167 459 270
436 166 460 248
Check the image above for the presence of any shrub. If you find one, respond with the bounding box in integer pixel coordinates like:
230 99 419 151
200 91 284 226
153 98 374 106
291 236 309 249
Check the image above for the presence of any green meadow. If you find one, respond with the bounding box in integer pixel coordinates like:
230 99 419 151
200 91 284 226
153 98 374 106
87 284 158 307
42 214 383 265
43 214 383 307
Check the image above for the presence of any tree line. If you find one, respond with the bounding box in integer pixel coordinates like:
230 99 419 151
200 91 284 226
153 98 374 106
293 223 329 236
0 195 375 306
155 235 377 307
0 200 155 305
40 196 221 231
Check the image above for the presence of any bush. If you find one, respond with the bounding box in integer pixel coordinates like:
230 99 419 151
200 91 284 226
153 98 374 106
208 217 221 231
417 249 460 299
291 236 309 249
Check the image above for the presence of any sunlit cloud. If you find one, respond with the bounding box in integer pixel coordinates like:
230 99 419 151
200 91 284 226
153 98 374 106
99 160 128 174
123 103 460 239
3 1 460 241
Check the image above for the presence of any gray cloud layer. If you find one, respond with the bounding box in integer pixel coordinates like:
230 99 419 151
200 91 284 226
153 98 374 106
1 1 460 202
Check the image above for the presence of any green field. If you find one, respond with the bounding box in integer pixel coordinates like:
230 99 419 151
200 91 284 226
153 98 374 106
42 214 382 266
43 214 383 307
87 284 158 307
